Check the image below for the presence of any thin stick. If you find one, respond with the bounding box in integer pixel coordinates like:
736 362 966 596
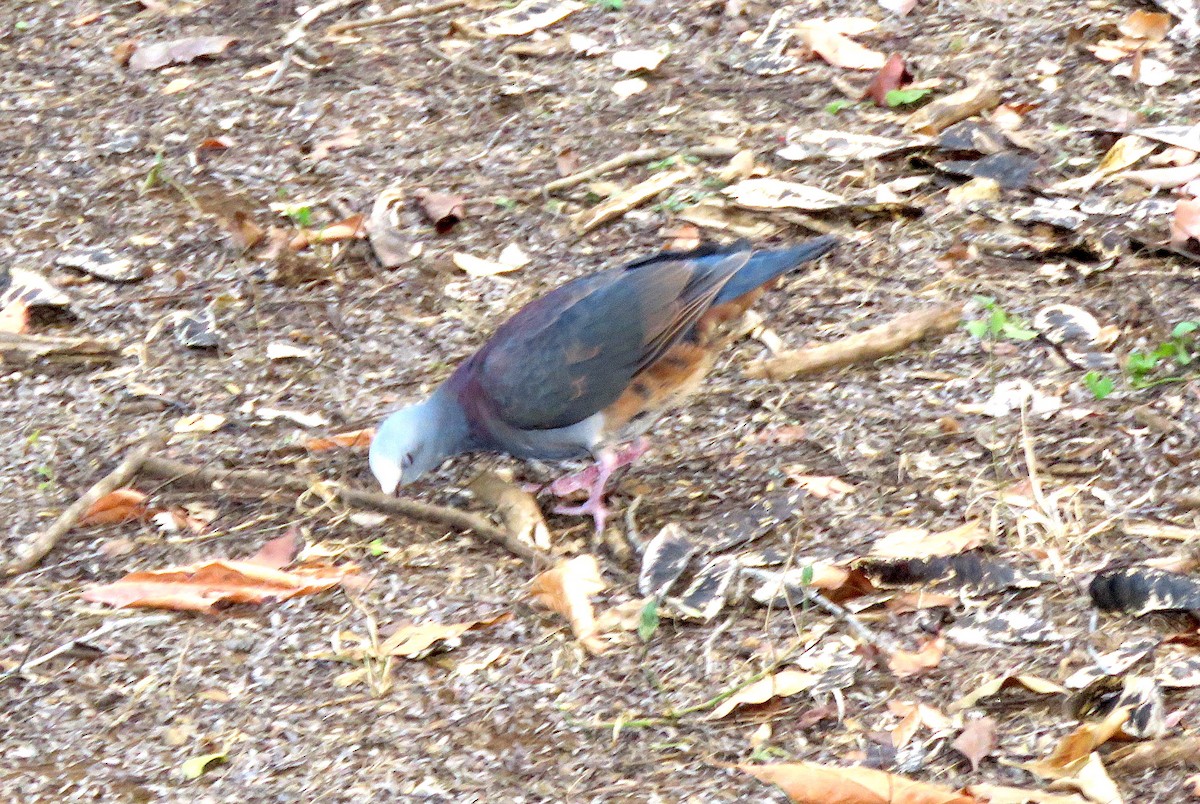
745 302 964 381
326 0 469 35
541 145 739 195
137 456 544 565
11 614 174 675
3 434 167 576
284 0 366 45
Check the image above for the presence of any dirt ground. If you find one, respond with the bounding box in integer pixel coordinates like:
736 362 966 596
2 0 1199 801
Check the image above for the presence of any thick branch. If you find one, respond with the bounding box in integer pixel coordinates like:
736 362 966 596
138 456 543 565
745 302 964 382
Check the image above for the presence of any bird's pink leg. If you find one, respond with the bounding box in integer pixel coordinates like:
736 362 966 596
550 438 649 532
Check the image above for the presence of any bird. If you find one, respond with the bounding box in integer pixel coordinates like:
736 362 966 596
369 235 839 532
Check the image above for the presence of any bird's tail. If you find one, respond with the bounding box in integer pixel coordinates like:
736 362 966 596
713 234 839 305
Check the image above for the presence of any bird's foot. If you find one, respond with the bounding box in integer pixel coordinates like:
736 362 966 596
553 496 610 534
547 439 650 498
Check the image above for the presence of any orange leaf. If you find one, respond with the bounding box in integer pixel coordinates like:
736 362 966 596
797 21 887 71
79 488 150 527
889 636 946 677
304 428 374 452
529 554 609 654
1171 198 1200 246
739 761 976 804
1118 10 1172 42
246 527 302 569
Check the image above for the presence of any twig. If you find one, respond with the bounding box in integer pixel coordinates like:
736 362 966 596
799 587 901 654
327 0 469 35
8 614 174 676
3 433 167 576
744 302 964 381
137 456 545 565
284 0 366 46
541 145 740 195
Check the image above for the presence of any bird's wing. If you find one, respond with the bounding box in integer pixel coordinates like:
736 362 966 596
474 244 752 431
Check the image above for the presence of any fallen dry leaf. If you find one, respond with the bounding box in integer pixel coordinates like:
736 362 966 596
739 761 975 804
1046 753 1124 804
529 554 609 653
1118 9 1173 42
1022 706 1132 777
413 189 465 234
79 488 151 527
723 178 846 211
453 251 521 278
330 613 510 661
172 413 227 435
468 471 551 550
611 47 668 72
1112 57 1175 86
571 169 688 233
951 674 1068 711
81 540 355 613
864 53 911 106
878 0 917 15
787 474 856 499
128 35 235 71
307 128 361 162
0 299 29 334
708 669 822 719
906 81 1001 135
871 520 988 559
663 223 702 251
888 636 946 677
480 0 585 37
1171 198 1200 246
966 784 1087 803
1119 162 1200 189
367 187 407 267
953 717 997 772
611 77 648 98
305 428 374 452
307 214 367 245
245 528 303 569
797 19 887 70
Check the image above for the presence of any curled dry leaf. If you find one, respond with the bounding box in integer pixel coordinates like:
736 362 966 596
951 674 1068 711
367 187 407 267
571 169 688 234
128 35 235 71
707 669 822 719
529 554 609 653
888 635 946 677
865 53 911 106
796 19 887 70
1022 706 1132 778
1118 10 1173 42
79 488 151 527
467 471 551 550
307 214 367 245
414 189 466 234
739 761 975 804
953 717 997 772
723 178 846 211
787 474 856 499
305 428 374 452
906 81 1001 135
871 520 988 559
0 299 28 334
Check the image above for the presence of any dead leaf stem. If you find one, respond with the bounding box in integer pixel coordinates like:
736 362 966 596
541 145 739 195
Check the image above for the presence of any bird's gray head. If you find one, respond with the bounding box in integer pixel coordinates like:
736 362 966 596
369 391 467 494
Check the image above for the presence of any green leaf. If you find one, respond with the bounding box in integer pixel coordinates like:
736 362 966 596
180 752 227 780
367 538 387 557
800 564 815 586
1084 371 1114 400
964 319 989 339
1171 321 1199 338
1000 321 1039 341
825 99 853 115
885 88 932 107
1151 342 1178 361
972 294 997 308
647 156 677 171
638 599 660 642
285 205 313 227
493 197 517 210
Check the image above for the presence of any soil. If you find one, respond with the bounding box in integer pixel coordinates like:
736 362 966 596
2 0 1198 801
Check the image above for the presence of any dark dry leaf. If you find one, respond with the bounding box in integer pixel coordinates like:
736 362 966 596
864 53 911 107
1090 567 1200 615
671 556 738 621
703 489 807 551
413 189 465 234
638 523 697 598
935 120 1010 155
862 550 1046 595
57 247 151 283
937 152 1041 190
128 35 236 71
175 308 220 349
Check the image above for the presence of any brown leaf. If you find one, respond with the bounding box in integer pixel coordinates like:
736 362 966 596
966 784 1087 803
865 53 911 106
413 189 466 234
307 128 361 162
79 488 151 527
906 81 1001 135
951 674 1068 711
888 636 945 678
797 20 888 70
307 214 367 245
707 669 822 719
787 474 856 499
571 170 689 234
112 39 139 67
885 591 959 613
555 147 581 177
377 613 511 659
953 717 997 772
1171 198 1200 246
663 223 701 251
81 551 354 613
1022 707 1132 778
1118 10 1173 42
468 471 551 550
529 554 609 653
739 761 976 804
304 428 374 452
219 210 264 251
128 35 236 71
246 528 302 569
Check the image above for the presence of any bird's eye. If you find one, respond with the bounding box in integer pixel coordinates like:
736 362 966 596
402 452 414 468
